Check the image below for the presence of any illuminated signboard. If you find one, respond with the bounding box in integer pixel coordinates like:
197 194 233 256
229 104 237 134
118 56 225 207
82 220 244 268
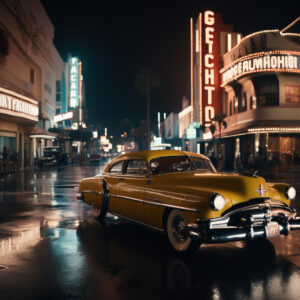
221 51 300 86
196 11 225 126
69 57 79 108
0 88 38 122
53 111 73 123
186 127 197 139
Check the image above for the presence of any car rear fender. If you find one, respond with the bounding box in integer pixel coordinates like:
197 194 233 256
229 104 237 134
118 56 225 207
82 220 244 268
79 177 104 207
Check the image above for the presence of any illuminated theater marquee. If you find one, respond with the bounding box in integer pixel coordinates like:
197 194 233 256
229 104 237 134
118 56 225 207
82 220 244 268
198 10 222 126
203 11 216 125
221 51 300 86
69 57 79 108
0 88 39 122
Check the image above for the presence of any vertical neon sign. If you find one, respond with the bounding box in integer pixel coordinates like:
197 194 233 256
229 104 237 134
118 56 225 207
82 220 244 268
69 57 79 108
201 11 221 126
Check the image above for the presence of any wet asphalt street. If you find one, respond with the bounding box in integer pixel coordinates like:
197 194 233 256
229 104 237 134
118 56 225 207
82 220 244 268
0 165 300 300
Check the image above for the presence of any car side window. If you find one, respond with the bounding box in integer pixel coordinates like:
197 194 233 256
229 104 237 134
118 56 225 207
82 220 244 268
190 156 216 173
109 161 124 173
125 159 149 175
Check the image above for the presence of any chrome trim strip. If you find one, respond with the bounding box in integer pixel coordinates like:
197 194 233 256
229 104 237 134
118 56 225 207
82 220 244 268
109 212 164 232
112 194 144 204
216 202 293 223
111 194 203 213
80 190 102 196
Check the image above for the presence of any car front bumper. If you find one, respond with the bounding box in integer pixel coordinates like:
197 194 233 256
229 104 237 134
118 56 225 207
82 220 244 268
188 198 300 243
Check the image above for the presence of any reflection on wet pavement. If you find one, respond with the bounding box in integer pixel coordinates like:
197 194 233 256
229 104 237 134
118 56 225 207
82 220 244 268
0 165 299 299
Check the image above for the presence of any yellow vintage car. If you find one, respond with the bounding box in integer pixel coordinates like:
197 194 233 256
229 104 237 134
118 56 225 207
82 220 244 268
76 150 300 252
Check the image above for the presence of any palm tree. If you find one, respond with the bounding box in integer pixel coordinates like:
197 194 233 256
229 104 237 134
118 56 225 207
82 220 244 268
134 67 160 150
209 113 227 139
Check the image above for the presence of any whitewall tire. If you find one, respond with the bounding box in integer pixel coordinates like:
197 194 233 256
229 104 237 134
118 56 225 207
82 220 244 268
166 209 194 252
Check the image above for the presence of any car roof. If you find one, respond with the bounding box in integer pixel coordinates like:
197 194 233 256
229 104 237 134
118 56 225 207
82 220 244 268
107 150 209 167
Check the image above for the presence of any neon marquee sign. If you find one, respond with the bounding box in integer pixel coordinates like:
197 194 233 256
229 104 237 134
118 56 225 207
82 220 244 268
198 10 223 126
69 57 79 108
0 88 38 121
221 51 300 86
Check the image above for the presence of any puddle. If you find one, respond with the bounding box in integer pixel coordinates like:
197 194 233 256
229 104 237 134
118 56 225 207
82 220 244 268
0 265 8 271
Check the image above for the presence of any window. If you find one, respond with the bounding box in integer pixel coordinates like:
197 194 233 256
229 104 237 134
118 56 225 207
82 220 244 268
125 159 149 175
189 156 216 173
30 69 34 83
242 92 247 112
109 161 124 173
252 75 279 107
56 81 61 93
150 156 193 175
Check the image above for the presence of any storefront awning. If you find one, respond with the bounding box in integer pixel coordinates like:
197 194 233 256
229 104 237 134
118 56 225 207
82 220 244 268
25 127 57 139
218 120 300 138
247 120 300 134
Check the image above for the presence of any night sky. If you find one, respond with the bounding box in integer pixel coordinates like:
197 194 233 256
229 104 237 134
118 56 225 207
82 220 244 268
41 0 299 135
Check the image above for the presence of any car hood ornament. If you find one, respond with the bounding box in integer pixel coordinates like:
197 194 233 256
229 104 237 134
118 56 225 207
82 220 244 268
256 184 267 197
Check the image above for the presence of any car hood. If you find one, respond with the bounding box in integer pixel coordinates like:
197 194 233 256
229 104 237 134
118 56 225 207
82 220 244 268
154 172 271 206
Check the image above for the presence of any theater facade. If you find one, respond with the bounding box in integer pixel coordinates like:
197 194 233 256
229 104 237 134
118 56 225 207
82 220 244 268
218 26 300 171
183 11 300 171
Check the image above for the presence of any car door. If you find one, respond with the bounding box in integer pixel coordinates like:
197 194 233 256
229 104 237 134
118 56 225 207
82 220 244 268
115 159 149 223
104 160 126 214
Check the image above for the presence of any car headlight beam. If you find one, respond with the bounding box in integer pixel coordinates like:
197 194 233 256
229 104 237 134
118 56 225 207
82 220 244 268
210 193 226 211
285 186 296 200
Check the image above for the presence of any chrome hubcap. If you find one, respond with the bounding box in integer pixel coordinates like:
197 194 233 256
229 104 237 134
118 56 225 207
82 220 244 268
92 204 101 217
172 216 187 242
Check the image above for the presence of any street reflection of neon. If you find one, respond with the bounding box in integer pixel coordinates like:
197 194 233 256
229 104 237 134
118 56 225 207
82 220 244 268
47 220 60 228
212 287 221 299
251 282 264 299
0 223 40 257
51 200 58 206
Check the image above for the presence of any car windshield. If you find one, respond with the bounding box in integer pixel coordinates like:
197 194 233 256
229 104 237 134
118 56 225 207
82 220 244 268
150 156 193 175
189 156 216 173
149 155 216 175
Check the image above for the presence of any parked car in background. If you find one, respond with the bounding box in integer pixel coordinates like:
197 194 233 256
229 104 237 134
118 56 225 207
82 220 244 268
76 150 300 253
89 153 101 163
38 146 68 167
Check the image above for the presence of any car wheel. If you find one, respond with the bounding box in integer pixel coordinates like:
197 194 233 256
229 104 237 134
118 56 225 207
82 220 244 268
91 203 103 219
91 182 109 221
166 209 200 253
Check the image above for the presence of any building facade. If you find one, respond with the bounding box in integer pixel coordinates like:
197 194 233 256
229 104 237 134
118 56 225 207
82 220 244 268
54 54 85 130
218 26 300 171
0 0 64 170
179 10 300 171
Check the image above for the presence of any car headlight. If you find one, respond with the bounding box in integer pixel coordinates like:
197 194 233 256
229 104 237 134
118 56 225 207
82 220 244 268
210 193 226 211
285 186 296 200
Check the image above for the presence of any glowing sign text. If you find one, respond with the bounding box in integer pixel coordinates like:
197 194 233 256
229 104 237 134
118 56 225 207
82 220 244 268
69 57 79 108
53 111 73 123
203 10 215 125
221 53 300 86
0 92 38 119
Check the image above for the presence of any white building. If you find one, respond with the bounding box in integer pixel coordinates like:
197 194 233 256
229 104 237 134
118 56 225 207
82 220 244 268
0 0 65 169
